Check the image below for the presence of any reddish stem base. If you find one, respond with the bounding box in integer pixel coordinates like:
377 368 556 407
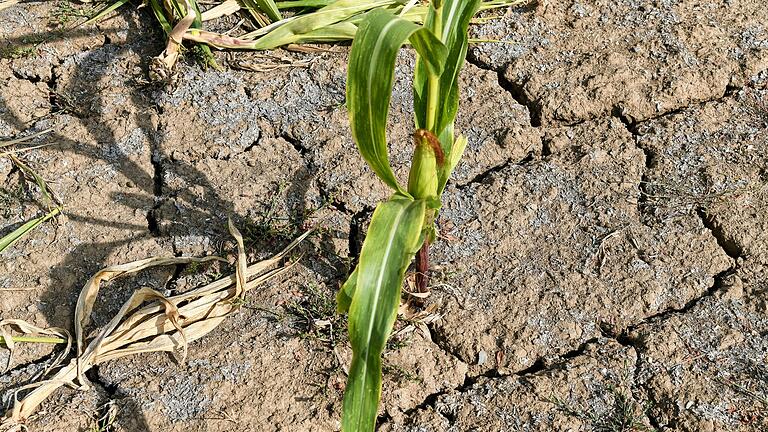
415 241 430 295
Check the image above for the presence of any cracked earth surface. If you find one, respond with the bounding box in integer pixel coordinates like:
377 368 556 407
1 1 767 431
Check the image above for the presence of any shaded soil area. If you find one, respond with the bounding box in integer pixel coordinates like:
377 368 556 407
1 1 766 431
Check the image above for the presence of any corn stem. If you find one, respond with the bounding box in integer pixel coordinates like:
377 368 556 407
424 3 443 132
0 336 67 345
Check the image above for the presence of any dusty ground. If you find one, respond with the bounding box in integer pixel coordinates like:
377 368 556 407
1 0 767 431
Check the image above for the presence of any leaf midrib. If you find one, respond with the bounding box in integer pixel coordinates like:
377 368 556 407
366 17 400 177
354 203 407 428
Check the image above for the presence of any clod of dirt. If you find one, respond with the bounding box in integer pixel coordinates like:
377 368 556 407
637 90 768 264
383 339 649 431
470 0 768 125
429 117 731 374
629 260 768 431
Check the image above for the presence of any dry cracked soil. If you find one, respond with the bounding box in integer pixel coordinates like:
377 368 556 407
1 1 767 431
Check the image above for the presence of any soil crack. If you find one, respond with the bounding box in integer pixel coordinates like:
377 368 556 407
85 365 119 397
465 54 542 127
402 337 615 420
457 153 535 189
621 267 737 335
146 149 163 238
347 208 373 264
146 114 166 238
696 208 743 260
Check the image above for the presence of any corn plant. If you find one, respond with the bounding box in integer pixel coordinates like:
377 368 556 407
337 0 479 429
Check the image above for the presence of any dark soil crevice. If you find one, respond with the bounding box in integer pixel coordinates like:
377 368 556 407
608 335 667 431
86 365 119 397
494 72 542 127
281 132 309 158
425 322 469 366
614 267 738 341
10 69 41 84
696 208 744 260
644 399 665 431
143 118 166 238
464 55 542 127
593 264 743 429
626 85 743 133
401 367 498 420
347 208 372 264
146 147 163 238
617 117 659 228
611 108 640 136
469 55 742 131
145 210 161 237
375 412 393 430
514 337 602 377
164 262 187 293
46 67 60 113
402 337 608 420
9 59 63 117
243 137 261 154
457 153 535 189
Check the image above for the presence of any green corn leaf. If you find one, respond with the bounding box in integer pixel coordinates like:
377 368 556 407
241 0 283 23
439 133 467 194
146 0 174 34
0 207 60 253
289 20 358 43
254 0 283 22
274 0 335 8
336 267 357 314
186 0 219 68
342 196 425 431
414 0 480 158
249 0 393 48
347 8 447 195
82 0 132 26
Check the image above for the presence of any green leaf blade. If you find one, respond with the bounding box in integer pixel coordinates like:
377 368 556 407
342 196 425 431
248 0 283 22
336 267 357 314
347 9 446 195
0 207 60 253
251 0 393 49
82 0 132 26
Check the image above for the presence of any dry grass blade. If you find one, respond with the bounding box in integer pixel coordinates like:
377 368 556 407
1 227 311 429
0 144 51 158
228 218 247 298
8 156 57 207
0 320 71 374
229 52 315 71
0 129 53 149
74 255 225 357
200 0 240 21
